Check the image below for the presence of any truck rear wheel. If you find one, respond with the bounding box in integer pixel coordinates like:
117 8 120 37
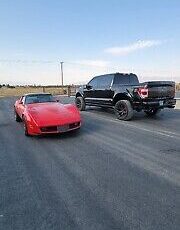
144 108 161 116
75 97 86 111
114 100 134 121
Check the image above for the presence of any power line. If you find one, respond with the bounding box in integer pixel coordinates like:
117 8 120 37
0 59 179 76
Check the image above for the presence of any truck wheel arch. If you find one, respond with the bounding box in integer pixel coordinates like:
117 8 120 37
76 92 83 98
113 93 132 106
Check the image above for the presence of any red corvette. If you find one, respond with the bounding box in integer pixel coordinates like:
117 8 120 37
14 93 81 136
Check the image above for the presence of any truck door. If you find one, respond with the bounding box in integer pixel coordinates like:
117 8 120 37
95 75 114 105
84 77 98 104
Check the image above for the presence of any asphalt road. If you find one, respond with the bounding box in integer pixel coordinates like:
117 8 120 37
0 97 180 230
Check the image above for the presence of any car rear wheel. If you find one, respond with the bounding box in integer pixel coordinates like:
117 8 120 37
144 108 161 116
114 100 134 121
75 97 86 111
14 110 22 122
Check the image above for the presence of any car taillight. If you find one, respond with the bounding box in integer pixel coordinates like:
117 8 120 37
136 87 149 98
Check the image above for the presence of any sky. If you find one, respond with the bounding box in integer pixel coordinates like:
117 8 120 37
0 0 180 85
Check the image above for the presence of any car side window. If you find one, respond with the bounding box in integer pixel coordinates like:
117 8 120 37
96 76 104 89
113 74 130 85
88 77 98 88
97 75 113 89
129 74 139 85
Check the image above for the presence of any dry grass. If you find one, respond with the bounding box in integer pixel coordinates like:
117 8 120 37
0 86 70 97
176 83 180 91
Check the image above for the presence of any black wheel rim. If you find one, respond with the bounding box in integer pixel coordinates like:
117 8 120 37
115 103 128 118
76 99 81 109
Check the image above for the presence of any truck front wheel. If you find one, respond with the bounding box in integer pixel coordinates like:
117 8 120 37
114 100 134 121
75 97 86 111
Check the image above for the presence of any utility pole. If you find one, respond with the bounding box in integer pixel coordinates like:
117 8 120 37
60 61 64 86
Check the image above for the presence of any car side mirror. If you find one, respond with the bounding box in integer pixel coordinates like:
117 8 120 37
86 84 92 90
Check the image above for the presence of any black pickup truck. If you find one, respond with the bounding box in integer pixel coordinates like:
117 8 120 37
75 73 176 120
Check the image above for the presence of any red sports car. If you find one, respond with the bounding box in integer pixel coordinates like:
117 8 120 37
14 93 81 136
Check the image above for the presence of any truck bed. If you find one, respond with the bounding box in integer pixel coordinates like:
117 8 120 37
140 81 175 99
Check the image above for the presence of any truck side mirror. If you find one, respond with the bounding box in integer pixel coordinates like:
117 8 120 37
86 85 92 90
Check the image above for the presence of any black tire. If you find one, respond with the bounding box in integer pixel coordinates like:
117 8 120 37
23 118 30 136
144 108 161 116
75 97 86 111
14 110 22 122
114 100 134 121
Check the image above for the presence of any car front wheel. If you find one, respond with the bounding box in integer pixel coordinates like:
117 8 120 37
14 110 22 122
23 118 30 136
114 100 134 121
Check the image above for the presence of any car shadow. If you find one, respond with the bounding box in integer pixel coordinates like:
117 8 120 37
36 120 102 140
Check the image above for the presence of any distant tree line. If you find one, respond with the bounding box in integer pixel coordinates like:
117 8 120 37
1 83 178 90
0 84 79 88
0 84 15 88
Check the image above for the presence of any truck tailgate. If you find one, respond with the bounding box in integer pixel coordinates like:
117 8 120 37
144 81 175 99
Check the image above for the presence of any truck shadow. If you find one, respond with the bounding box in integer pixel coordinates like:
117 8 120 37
85 106 180 122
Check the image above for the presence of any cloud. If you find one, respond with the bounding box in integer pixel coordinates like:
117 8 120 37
104 40 163 56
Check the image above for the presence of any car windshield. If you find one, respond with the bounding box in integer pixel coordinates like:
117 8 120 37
25 94 55 104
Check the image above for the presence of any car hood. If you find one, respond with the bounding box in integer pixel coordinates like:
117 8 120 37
26 102 80 126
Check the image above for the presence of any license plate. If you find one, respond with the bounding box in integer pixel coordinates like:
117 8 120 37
159 101 164 106
57 125 69 132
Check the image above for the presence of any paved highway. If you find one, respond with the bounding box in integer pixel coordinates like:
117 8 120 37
0 97 180 230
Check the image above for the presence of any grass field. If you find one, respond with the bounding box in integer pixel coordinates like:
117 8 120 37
0 86 76 97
